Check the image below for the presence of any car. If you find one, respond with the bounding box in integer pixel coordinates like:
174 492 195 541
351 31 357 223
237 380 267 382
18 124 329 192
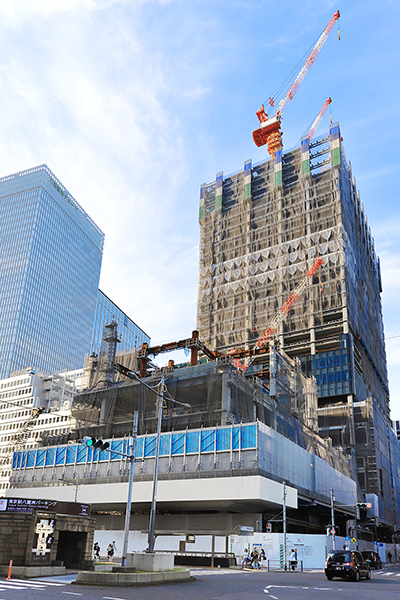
325 550 371 581
361 550 382 569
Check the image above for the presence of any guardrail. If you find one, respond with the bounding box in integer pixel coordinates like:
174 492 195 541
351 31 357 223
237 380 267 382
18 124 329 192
267 559 303 572
157 550 236 568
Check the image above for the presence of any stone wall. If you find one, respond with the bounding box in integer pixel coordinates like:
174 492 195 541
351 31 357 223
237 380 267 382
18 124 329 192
0 511 95 569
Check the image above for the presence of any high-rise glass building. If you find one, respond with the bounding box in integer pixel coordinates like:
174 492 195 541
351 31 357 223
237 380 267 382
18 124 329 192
0 165 104 379
91 290 150 355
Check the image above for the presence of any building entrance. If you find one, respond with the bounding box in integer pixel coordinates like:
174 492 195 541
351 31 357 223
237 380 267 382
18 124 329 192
56 531 87 568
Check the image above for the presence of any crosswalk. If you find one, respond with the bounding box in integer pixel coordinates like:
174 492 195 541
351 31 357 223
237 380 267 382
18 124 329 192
0 578 66 591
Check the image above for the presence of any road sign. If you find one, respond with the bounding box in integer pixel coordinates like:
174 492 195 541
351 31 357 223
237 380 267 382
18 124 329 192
351 537 357 544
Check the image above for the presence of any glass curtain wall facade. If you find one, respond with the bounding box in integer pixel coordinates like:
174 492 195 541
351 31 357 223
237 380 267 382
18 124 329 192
0 165 104 379
91 290 150 355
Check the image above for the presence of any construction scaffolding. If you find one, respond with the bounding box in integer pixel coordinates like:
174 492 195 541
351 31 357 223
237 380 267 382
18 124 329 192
196 124 393 523
197 124 388 406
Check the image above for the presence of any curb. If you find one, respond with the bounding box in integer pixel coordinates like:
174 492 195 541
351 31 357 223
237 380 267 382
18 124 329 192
72 569 193 587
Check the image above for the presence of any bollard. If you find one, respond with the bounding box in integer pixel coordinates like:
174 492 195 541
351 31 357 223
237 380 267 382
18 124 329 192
7 559 12 580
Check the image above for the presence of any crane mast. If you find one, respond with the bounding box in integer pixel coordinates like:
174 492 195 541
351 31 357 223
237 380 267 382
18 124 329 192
233 257 324 373
253 10 340 158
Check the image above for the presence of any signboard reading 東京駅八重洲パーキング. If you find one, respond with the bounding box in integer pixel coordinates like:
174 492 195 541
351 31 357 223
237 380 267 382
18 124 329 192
0 497 90 516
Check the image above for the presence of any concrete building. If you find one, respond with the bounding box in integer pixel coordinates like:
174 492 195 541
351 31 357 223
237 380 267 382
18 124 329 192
196 124 399 536
0 165 104 379
0 368 84 493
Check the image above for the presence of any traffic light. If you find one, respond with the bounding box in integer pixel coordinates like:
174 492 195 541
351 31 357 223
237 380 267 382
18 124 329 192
81 436 110 451
266 523 272 533
356 502 367 521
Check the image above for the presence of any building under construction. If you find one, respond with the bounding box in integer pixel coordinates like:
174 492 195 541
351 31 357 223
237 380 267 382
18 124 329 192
197 123 400 533
11 342 359 542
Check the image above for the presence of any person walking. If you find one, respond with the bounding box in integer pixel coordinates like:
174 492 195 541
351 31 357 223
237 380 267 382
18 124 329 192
241 548 250 568
260 547 266 569
107 543 114 560
252 548 260 569
290 548 297 571
93 542 100 561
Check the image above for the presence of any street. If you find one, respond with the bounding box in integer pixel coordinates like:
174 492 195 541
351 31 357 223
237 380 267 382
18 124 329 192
0 565 399 600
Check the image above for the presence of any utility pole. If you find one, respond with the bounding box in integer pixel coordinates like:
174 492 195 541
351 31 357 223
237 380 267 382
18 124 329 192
122 410 138 567
331 488 336 550
283 481 287 570
147 374 165 554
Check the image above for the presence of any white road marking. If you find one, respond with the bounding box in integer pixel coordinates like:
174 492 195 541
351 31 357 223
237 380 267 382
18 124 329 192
103 597 129 600
0 585 27 589
0 579 65 587
62 593 83 596
30 581 67 585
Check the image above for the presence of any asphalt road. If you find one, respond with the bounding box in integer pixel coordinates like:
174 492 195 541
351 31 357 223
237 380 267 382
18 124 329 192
0 565 399 600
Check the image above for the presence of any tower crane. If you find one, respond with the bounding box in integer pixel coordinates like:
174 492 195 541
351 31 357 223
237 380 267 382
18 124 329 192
253 10 340 158
305 97 332 142
232 257 324 373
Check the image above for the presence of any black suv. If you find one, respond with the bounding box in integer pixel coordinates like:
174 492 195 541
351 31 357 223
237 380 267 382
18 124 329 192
325 550 371 581
361 550 382 569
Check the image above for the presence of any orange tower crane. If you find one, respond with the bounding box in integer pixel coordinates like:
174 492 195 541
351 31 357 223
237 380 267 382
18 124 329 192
253 10 340 158
233 257 324 373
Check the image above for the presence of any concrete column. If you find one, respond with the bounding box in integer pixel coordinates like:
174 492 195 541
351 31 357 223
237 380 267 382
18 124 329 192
221 366 231 425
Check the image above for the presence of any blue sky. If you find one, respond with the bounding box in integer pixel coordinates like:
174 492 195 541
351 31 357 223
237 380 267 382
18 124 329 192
1 1 400 417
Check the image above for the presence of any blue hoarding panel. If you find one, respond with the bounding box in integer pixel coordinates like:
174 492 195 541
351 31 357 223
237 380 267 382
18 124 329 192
241 424 257 449
35 449 45 467
171 433 185 455
66 446 76 465
201 430 215 453
12 452 19 469
77 446 88 464
216 429 231 451
110 440 124 460
45 448 55 467
135 438 144 459
186 431 200 454
26 450 36 468
144 436 156 458
232 427 239 450
160 434 171 456
55 447 66 466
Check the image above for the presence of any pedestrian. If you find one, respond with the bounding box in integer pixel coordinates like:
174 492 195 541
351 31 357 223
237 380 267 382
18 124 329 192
112 540 117 555
290 548 297 571
93 542 100 561
388 551 392 564
251 548 260 569
260 547 266 569
107 542 114 560
241 548 250 568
